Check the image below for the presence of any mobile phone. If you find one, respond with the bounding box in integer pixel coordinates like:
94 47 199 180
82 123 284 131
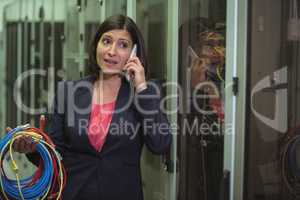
123 44 137 81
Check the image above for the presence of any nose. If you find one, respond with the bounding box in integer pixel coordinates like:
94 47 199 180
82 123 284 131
108 43 117 56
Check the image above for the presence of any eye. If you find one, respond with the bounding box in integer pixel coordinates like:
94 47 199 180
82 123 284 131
101 37 111 45
118 41 129 49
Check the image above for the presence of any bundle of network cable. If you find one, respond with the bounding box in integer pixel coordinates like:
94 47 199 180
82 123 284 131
281 127 300 198
0 124 66 200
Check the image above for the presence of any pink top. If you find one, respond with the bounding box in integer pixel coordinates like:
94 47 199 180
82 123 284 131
88 101 116 151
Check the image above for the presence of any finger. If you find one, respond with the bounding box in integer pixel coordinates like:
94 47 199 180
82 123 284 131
27 136 36 152
127 57 143 68
124 62 139 71
6 127 12 133
13 139 19 152
13 138 22 152
127 56 141 64
124 60 144 71
30 141 36 152
127 65 144 75
125 66 139 76
18 138 27 153
133 57 142 66
12 136 36 153
24 136 33 153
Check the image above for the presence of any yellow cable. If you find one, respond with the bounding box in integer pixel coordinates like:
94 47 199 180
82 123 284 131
1 129 64 200
11 131 50 200
21 131 64 199
9 134 25 200
0 142 11 200
15 173 25 200
216 65 224 81
214 46 225 58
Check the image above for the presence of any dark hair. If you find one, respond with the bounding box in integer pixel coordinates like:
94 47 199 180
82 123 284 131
88 15 148 77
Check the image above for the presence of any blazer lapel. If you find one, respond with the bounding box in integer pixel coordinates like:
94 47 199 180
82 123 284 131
100 79 133 156
73 76 133 156
73 75 98 154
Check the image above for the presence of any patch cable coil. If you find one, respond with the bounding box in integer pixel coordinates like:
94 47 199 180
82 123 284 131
0 124 66 200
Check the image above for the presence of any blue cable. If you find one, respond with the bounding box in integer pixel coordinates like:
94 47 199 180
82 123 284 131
0 125 59 200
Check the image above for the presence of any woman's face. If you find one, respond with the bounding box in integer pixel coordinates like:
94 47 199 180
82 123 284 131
96 29 133 74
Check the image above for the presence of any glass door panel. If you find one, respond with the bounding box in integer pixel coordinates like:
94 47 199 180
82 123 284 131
84 0 103 75
136 1 170 200
246 0 298 199
178 0 226 199
105 0 127 17
64 0 81 79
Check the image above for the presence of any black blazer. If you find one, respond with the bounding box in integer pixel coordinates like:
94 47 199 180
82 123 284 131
28 75 172 200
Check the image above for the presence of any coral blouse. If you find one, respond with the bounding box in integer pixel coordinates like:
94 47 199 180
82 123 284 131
88 101 116 151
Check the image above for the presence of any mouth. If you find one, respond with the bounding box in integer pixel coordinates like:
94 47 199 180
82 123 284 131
101 59 122 75
103 58 118 65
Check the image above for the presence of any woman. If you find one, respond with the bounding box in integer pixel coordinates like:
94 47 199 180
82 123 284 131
10 15 172 200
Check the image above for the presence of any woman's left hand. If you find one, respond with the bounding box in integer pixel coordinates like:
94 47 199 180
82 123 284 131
124 56 147 91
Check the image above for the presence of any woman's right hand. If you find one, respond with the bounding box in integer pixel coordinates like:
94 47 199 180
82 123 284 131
6 127 37 153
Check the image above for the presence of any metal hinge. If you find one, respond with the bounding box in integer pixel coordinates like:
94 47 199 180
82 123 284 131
164 159 174 173
232 77 239 96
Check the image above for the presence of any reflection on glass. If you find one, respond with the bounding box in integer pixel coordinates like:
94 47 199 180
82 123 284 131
136 0 167 80
136 1 169 200
178 0 226 200
247 0 300 200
